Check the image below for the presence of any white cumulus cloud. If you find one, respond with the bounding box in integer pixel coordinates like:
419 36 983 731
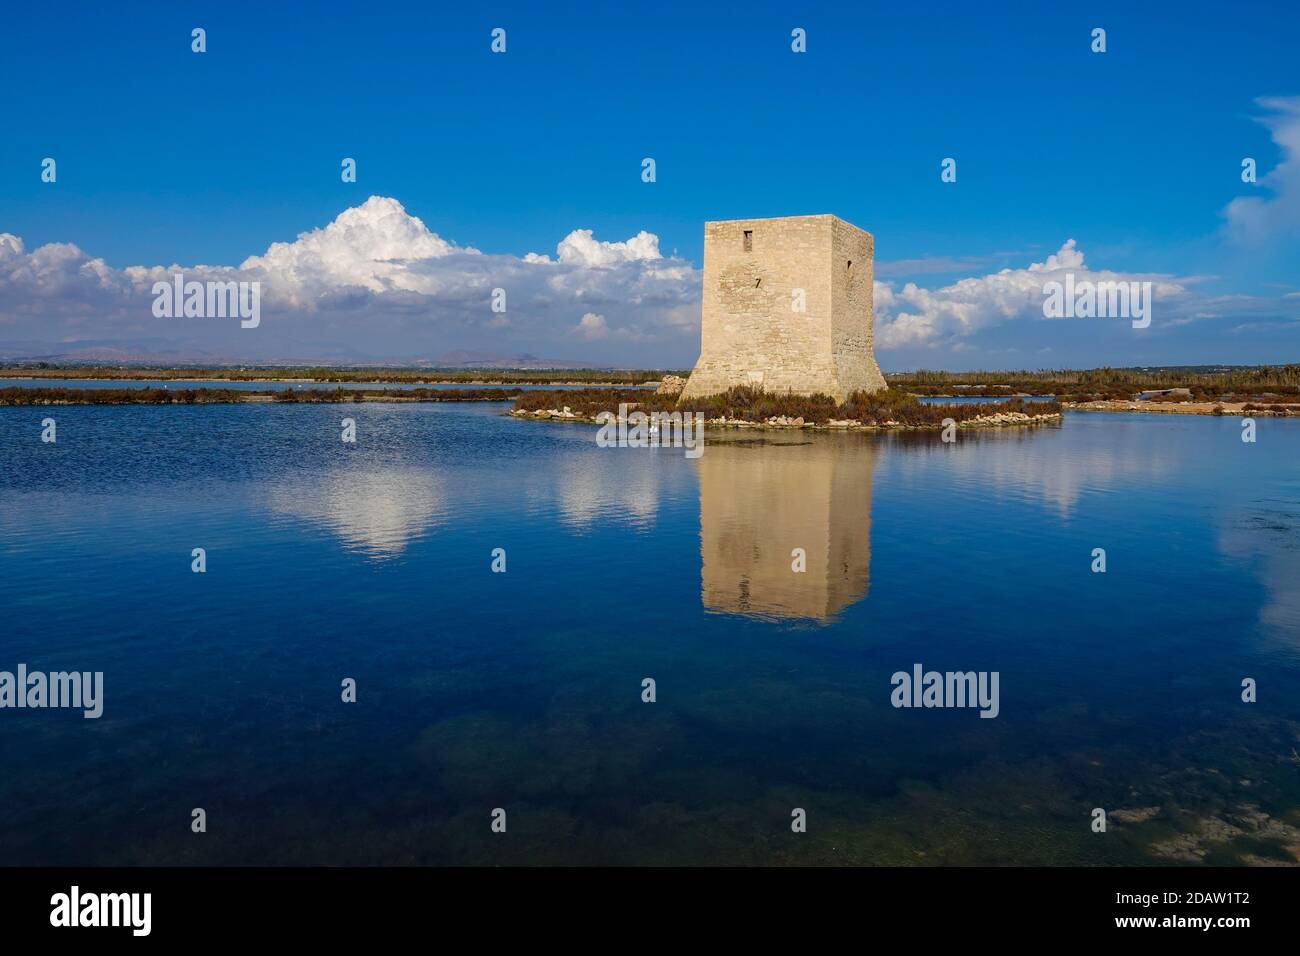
0 197 699 363
553 229 661 267
574 312 609 340
1223 96 1300 245
873 240 1193 349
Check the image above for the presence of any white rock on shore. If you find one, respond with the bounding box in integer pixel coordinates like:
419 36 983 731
513 408 1061 430
654 374 687 396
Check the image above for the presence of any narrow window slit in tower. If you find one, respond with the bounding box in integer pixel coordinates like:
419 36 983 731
743 230 753 252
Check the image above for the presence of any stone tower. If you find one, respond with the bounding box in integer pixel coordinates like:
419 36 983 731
680 214 887 403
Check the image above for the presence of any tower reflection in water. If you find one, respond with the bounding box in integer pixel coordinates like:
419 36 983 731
697 432 877 622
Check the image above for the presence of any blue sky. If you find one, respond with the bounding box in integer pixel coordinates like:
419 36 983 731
1 0 1297 369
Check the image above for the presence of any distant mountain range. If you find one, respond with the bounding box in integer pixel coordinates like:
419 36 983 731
430 350 597 369
0 341 237 366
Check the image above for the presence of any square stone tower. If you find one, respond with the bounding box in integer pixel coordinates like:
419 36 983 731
680 214 887 403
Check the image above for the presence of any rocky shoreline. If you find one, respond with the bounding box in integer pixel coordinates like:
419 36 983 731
1065 399 1298 416
511 407 1062 431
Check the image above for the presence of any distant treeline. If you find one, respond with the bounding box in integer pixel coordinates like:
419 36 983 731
515 386 1061 426
0 365 678 385
888 365 1300 402
0 387 523 406
8 363 1299 402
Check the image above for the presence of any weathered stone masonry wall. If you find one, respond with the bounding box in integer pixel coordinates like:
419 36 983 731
681 214 887 403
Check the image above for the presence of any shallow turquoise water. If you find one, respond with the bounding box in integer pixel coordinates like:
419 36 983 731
1 401 1298 865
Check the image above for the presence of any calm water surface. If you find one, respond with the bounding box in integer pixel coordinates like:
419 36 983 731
1 401 1298 865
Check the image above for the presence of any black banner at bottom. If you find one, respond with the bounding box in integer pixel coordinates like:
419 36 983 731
0 866 1285 942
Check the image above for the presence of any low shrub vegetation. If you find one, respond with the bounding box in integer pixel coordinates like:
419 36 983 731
0 387 251 405
891 365 1300 403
